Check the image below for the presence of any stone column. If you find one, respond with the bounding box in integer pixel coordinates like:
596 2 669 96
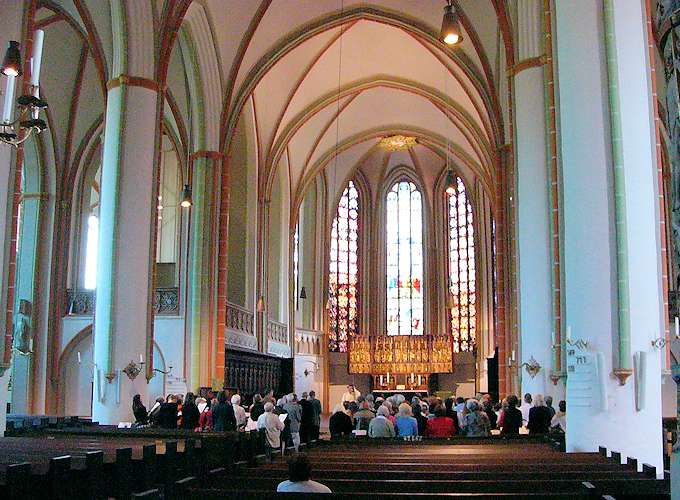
513 0 554 396
0 0 23 433
555 0 664 473
188 151 221 391
92 77 161 424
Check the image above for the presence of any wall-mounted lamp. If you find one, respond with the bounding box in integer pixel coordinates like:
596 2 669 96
256 296 265 313
299 286 307 299
520 356 542 379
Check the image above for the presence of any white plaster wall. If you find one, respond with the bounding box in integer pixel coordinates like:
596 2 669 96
515 65 553 398
60 316 182 416
294 353 324 406
63 334 93 417
555 0 663 475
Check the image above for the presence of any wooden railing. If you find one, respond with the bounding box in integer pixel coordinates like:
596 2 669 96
225 302 255 336
267 320 288 344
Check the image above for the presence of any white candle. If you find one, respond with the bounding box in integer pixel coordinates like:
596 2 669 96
511 350 515 361
380 375 383 385
139 353 144 363
418 375 421 386
77 351 81 363
2 74 16 124
28 338 33 352
411 373 414 383
386 372 390 383
567 326 572 342
30 30 44 87
675 317 679 339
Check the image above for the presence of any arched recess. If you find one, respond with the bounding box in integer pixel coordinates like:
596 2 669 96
59 324 168 416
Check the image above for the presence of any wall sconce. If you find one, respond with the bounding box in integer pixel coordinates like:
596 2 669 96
122 360 144 381
147 365 173 382
299 286 307 299
520 356 541 378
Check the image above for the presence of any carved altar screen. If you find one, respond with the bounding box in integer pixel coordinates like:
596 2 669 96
328 180 360 352
447 175 476 352
386 180 424 336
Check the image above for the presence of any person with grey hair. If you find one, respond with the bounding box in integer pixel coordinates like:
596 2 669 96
231 394 247 429
368 404 396 437
257 401 285 460
527 393 552 434
461 399 490 437
283 393 302 452
395 402 418 437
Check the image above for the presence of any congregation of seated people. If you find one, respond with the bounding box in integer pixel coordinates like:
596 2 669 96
329 390 566 439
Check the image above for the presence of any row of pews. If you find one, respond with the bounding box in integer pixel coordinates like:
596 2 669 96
0 426 267 499
188 439 670 499
1 426 670 499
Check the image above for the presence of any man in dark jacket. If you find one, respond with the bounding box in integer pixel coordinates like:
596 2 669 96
212 391 237 431
157 395 179 429
299 392 315 444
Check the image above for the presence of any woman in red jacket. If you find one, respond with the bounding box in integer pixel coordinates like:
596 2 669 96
424 405 457 437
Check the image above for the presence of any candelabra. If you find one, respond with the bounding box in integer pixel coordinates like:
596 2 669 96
1 32 48 148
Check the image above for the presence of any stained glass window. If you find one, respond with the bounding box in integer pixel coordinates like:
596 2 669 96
385 181 424 336
448 176 476 352
328 181 360 352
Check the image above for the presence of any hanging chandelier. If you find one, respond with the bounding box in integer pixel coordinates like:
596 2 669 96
1 31 48 148
440 1 463 46
378 135 417 152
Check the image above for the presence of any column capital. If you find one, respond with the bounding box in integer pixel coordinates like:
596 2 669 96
106 74 163 93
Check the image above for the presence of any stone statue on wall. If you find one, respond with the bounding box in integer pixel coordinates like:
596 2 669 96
12 299 32 355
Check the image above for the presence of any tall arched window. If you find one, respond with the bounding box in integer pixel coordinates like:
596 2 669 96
447 175 476 352
328 180 360 352
385 180 424 336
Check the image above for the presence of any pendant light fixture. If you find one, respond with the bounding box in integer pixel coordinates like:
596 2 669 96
1 41 22 77
1 31 48 148
180 183 192 208
445 169 456 195
440 1 463 46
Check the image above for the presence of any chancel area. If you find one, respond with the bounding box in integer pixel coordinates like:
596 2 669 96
0 0 677 497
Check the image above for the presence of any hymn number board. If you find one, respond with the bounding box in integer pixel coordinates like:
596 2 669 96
566 347 600 410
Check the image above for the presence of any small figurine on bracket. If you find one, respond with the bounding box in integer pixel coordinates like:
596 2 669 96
12 299 33 355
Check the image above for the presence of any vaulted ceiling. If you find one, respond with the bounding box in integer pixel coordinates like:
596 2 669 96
31 0 514 208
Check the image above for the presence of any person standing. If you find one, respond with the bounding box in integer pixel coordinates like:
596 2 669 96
283 393 302 452
181 392 200 430
257 402 285 460
299 392 314 445
212 391 237 431
309 391 322 441
545 395 556 419
250 394 265 422
132 394 148 426
341 384 361 403
231 394 247 429
520 393 532 426
500 395 523 435
527 394 552 434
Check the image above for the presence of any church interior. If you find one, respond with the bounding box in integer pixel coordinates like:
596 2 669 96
0 0 679 497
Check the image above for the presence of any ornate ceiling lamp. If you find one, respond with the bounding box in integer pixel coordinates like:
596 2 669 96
378 134 417 152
